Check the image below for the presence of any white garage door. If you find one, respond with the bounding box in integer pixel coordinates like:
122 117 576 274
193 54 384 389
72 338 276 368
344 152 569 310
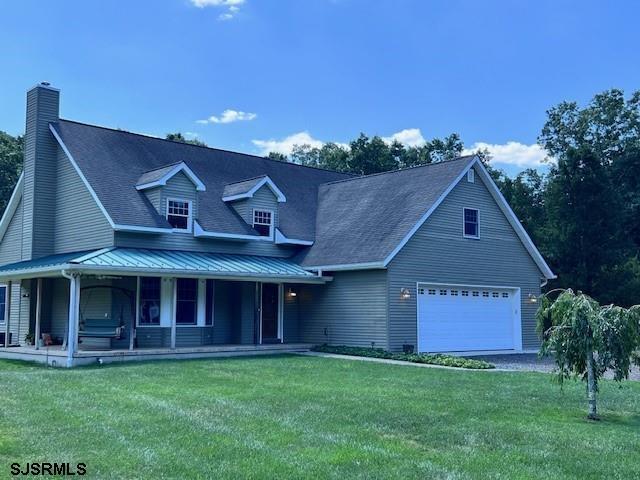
417 284 519 353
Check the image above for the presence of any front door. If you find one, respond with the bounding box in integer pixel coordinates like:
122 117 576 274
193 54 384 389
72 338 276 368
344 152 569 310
261 283 280 343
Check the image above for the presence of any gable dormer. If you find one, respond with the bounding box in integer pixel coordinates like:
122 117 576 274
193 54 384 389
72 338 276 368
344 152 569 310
222 176 286 239
136 162 206 233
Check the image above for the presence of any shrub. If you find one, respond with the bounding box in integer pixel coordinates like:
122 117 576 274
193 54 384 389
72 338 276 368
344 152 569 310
311 345 494 369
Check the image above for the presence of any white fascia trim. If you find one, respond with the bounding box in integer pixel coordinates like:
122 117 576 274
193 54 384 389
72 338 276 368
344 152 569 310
222 176 286 203
193 221 272 242
382 157 478 267
113 224 172 234
0 173 24 242
473 160 556 279
50 124 118 230
136 162 206 192
274 229 313 246
303 261 386 272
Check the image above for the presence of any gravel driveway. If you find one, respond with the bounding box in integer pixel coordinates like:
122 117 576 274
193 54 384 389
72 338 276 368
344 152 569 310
468 353 640 380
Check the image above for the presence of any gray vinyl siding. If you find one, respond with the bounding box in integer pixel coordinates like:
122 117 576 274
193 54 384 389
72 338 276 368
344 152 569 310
240 282 256 344
53 149 114 254
212 280 237 344
22 86 59 260
0 198 24 265
2 282 29 345
299 270 388 348
283 283 300 342
387 166 544 352
143 187 162 211
115 232 298 257
231 185 280 230
116 180 294 256
157 172 199 221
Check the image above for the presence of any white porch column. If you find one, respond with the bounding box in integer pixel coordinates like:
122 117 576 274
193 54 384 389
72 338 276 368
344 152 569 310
66 274 80 367
170 279 177 350
34 278 42 350
4 280 12 347
131 277 139 351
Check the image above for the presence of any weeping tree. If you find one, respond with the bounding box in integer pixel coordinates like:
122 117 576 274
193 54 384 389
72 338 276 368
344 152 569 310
536 289 640 420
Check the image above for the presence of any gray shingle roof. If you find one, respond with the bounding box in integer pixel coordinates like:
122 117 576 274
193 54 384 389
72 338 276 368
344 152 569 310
298 156 476 267
222 175 268 198
136 163 182 187
52 120 350 240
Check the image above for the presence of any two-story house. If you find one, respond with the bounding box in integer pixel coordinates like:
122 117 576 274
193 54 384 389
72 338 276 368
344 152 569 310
0 83 554 366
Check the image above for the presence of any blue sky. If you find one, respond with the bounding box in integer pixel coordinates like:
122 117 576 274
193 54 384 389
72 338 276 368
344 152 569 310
1 0 639 175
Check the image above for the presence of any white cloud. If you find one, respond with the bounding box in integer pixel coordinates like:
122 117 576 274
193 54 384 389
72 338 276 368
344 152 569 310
190 0 244 20
382 128 426 147
252 132 324 155
463 141 549 168
198 109 257 124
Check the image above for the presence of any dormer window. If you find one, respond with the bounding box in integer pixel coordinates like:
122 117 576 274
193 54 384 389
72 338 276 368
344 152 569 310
253 209 273 237
167 199 192 232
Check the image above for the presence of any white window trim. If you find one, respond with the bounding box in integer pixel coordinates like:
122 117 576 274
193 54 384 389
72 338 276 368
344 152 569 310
0 284 6 325
166 198 193 234
136 277 162 328
252 208 275 239
175 278 199 327
467 168 475 183
463 207 480 239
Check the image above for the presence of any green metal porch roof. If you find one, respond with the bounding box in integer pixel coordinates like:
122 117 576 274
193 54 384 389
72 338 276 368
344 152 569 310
0 248 323 282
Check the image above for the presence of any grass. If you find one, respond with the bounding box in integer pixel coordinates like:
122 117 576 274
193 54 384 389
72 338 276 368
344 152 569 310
311 344 495 369
0 356 639 479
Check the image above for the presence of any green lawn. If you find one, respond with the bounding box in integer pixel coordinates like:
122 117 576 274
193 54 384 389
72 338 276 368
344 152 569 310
0 356 638 479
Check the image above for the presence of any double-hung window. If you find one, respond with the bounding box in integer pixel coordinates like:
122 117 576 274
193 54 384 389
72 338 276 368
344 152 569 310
167 199 192 232
463 208 479 238
176 278 198 325
253 209 273 237
139 277 161 326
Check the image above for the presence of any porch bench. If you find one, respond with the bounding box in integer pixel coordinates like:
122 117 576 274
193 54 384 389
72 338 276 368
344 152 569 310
78 318 123 339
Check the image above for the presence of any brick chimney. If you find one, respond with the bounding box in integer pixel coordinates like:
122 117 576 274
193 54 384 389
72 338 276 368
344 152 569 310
21 83 60 260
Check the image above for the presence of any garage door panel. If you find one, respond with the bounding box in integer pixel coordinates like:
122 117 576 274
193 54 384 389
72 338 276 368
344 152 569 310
417 285 515 352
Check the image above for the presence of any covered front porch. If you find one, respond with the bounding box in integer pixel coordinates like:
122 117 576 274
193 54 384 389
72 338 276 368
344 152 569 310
0 248 327 366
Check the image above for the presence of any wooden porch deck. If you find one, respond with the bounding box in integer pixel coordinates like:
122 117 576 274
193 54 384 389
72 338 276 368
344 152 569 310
0 343 313 367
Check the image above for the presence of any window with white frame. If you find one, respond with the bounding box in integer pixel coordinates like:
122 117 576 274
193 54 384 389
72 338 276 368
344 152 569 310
253 209 273 237
139 277 161 326
463 208 479 238
167 199 192 231
176 278 198 325
0 285 6 322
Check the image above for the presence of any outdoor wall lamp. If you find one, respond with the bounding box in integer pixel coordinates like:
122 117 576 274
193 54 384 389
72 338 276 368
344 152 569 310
400 288 411 300
287 288 297 298
528 293 538 304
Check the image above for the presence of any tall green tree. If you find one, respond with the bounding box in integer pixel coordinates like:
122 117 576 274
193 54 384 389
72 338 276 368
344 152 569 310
0 131 24 215
539 89 640 306
165 132 207 147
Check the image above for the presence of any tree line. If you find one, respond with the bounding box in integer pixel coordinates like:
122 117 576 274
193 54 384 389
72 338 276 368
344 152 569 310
0 89 637 306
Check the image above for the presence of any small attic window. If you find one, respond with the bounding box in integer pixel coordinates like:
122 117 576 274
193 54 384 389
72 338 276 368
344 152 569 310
467 169 475 183
253 209 273 237
167 199 192 232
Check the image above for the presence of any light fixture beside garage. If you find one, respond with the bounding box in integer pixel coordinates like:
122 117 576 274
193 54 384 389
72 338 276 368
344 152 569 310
287 287 297 298
400 288 411 300
528 293 538 303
